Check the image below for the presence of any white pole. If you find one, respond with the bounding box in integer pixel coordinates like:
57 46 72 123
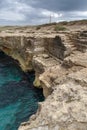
49 14 52 23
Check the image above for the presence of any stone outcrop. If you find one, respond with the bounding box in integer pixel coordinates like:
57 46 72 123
0 22 87 130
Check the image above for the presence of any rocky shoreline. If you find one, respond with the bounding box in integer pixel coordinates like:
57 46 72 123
0 21 87 130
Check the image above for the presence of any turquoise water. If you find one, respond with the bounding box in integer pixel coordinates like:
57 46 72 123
0 52 44 130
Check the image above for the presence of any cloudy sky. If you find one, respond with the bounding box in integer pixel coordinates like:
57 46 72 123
0 0 87 25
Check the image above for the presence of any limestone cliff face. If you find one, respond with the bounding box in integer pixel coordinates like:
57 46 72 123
0 36 32 71
0 35 45 71
0 28 87 130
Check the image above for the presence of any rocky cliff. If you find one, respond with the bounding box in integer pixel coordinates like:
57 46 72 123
0 21 87 130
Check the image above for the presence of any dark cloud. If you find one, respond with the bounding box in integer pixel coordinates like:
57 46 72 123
23 0 87 11
0 0 87 25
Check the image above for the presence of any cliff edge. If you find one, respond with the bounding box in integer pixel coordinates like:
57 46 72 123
0 20 87 130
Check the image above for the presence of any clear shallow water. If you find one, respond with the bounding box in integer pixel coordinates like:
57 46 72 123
0 52 44 130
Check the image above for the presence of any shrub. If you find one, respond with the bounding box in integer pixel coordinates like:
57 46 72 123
54 25 66 31
36 26 41 30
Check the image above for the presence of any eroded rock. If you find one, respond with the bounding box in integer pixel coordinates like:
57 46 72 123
0 23 87 130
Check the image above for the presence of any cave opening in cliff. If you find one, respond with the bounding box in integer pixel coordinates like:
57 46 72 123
0 50 44 130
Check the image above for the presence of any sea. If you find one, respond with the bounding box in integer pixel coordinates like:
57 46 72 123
0 51 44 130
